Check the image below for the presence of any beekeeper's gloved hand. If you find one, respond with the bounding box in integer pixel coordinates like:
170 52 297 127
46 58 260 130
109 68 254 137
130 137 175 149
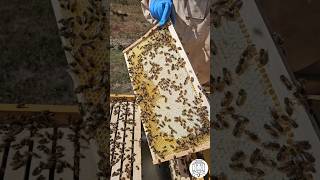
149 0 175 27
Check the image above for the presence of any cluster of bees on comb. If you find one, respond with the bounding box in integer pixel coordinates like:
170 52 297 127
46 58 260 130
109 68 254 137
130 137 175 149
0 112 93 179
211 0 243 28
110 100 140 179
211 0 316 179
124 25 210 163
54 0 110 177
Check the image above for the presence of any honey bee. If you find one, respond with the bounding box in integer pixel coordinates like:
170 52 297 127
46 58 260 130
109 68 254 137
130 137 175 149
235 45 255 74
231 150 245 161
280 115 298 128
229 162 244 171
36 174 47 180
269 107 279 120
272 32 284 45
187 127 194 133
260 156 277 168
162 149 168 154
242 44 256 59
258 48 268 66
280 75 293 90
78 46 86 57
211 120 222 130
83 41 96 50
236 89 246 106
263 124 279 138
300 161 316 173
213 76 225 92
230 114 249 123
57 17 74 26
262 142 280 151
222 67 232 85
245 167 265 177
76 16 83 25
284 97 294 116
112 171 120 177
190 77 194 82
216 114 229 128
235 58 244 75
270 121 284 133
249 148 261 165
211 9 222 28
221 91 233 107
38 138 50 145
79 32 87 40
184 76 190 85
293 140 311 150
277 160 294 173
59 3 66 9
276 145 289 161
232 121 244 137
244 130 260 142
301 151 315 163
70 0 77 12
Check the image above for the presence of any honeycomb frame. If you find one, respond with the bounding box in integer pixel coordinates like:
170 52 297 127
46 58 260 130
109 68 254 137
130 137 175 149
123 24 210 164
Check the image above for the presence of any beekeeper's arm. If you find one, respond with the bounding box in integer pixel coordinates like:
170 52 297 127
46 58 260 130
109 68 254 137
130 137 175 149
141 0 175 26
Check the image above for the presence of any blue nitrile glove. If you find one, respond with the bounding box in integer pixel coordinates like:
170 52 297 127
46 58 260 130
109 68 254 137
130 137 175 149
149 0 176 27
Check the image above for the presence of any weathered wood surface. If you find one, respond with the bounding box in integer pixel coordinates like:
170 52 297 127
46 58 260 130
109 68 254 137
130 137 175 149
211 0 320 179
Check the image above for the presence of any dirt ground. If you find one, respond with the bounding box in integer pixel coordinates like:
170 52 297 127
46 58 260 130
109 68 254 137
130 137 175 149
110 1 152 94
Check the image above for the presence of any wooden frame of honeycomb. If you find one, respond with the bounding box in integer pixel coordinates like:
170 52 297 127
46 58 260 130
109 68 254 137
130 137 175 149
123 23 210 164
